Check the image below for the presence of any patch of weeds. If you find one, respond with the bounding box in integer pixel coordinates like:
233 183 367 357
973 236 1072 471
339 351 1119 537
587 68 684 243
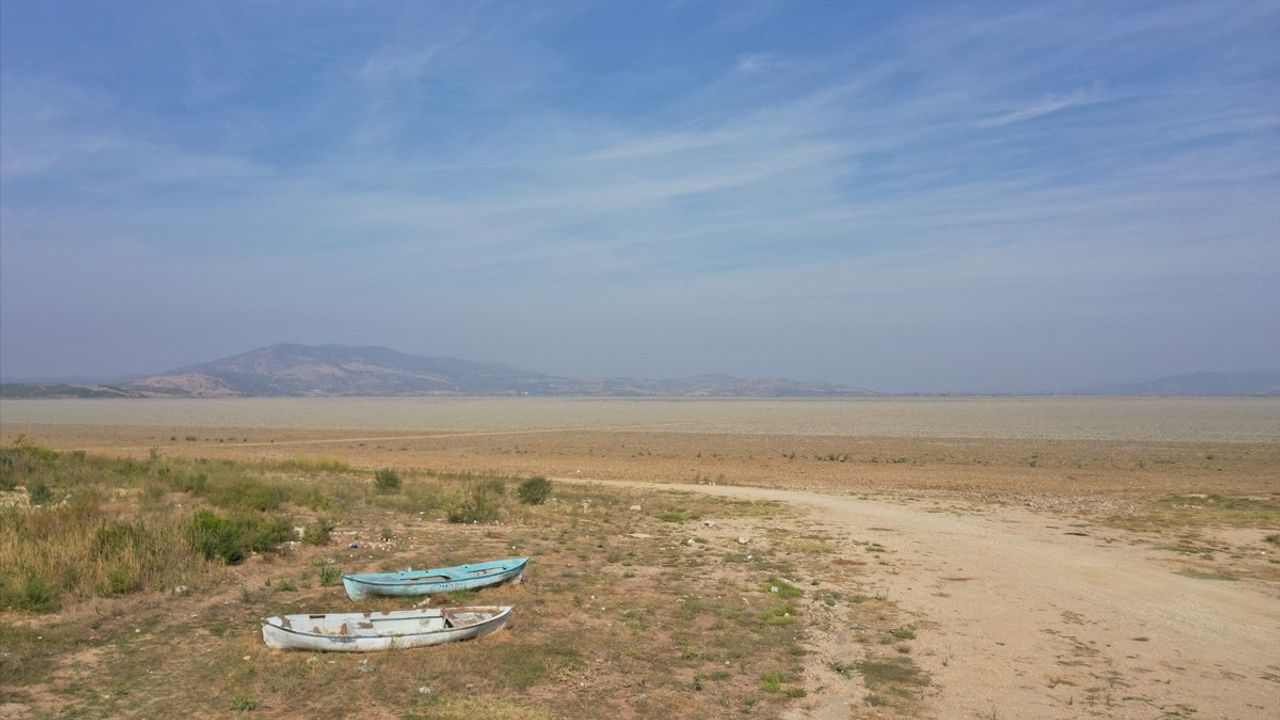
857 655 929 699
274 579 298 592
280 456 350 473
763 577 803 598
208 478 287 512
761 603 798 625
229 694 259 712
657 509 692 522
1159 543 1218 556
475 640 583 689
374 468 401 494
1176 569 1239 581
446 483 503 524
759 671 786 693
319 566 341 587
27 481 54 505
6 574 60 612
303 518 335 546
889 625 916 640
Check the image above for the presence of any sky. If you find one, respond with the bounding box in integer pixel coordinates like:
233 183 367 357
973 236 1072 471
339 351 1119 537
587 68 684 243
1 0 1277 393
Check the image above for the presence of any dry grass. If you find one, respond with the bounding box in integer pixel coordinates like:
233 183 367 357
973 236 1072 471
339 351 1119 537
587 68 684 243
0 446 878 719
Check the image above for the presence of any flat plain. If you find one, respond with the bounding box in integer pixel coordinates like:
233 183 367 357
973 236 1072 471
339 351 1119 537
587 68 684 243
1 397 1277 719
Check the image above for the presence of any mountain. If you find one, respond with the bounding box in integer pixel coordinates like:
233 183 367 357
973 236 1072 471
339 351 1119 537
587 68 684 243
1081 370 1280 396
3 343 875 398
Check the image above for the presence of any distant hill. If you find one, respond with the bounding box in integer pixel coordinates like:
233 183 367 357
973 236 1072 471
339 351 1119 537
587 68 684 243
2 343 876 398
0 383 138 399
1081 370 1280 396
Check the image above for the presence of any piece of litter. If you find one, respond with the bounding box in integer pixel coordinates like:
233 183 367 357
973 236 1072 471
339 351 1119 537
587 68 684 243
419 686 432 695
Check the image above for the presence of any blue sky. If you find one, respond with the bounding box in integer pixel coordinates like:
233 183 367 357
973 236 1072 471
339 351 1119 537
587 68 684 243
1 0 1277 392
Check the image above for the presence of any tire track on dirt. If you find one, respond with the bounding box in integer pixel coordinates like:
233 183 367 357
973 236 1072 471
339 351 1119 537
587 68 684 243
557 477 1279 719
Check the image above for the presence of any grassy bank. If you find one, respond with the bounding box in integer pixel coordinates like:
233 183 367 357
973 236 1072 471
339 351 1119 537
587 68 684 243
0 442 924 718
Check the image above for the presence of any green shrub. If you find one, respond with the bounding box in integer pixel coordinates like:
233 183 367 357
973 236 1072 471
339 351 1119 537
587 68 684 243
374 468 401 494
8 574 59 613
319 566 341 586
517 477 552 505
103 565 138 595
187 510 292 564
189 510 244 563
242 515 293 552
28 482 54 505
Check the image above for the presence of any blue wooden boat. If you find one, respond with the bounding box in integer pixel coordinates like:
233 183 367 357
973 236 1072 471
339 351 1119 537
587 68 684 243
342 557 529 600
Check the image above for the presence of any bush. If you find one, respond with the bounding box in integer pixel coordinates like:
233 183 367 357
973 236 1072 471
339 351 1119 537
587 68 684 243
319 566 341 586
28 482 54 505
303 518 335 546
8 574 59 613
447 485 502 524
189 510 245 563
516 477 552 505
187 509 292 564
374 468 401 494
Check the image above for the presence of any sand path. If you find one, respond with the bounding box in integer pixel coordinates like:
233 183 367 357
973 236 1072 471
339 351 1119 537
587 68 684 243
562 477 1279 719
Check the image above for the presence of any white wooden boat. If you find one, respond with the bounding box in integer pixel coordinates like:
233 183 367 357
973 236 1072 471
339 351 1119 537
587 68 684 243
260 606 512 652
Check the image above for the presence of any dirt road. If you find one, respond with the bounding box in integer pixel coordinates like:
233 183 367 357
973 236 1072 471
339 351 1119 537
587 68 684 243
562 477 1279 719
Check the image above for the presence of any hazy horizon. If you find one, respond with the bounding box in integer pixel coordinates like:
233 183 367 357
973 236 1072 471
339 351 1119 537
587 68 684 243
3 1 1278 394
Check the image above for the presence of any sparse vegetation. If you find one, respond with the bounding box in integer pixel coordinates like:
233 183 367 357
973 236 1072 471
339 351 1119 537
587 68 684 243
856 655 930 700
889 625 917 640
302 517 335 546
446 483 502 523
280 456 351 473
763 577 804 598
318 566 341 586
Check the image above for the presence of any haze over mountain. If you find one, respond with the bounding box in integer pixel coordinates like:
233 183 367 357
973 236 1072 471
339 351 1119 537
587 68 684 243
2 344 874 398
1078 370 1280 397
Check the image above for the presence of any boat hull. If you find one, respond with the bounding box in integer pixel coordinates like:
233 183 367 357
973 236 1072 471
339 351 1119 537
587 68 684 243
342 557 528 600
261 606 512 652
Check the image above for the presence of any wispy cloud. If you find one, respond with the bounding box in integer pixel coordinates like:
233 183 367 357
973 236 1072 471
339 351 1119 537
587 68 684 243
973 87 1102 127
1 1 1276 388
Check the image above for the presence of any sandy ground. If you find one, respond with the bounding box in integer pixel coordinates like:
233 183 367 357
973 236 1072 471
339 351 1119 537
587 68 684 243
557 478 1279 719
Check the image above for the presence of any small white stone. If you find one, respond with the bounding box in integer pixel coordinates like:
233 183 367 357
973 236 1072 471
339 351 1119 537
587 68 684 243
418 686 432 695
737 536 749 545
629 505 642 511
